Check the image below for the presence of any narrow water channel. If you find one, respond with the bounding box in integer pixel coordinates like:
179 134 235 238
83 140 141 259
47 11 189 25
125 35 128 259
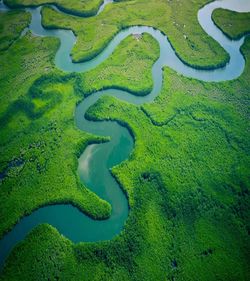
0 0 249 270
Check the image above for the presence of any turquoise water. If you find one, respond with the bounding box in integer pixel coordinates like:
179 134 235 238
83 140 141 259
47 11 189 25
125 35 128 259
0 0 250 270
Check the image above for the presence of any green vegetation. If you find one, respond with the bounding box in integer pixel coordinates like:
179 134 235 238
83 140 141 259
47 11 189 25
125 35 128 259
0 31 114 237
212 8 250 40
0 31 57 117
4 0 104 17
84 37 250 281
1 3 250 281
0 10 30 51
41 0 229 68
82 33 160 96
0 29 159 238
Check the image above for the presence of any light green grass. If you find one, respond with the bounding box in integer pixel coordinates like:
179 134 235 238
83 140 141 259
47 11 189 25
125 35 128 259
4 0 104 17
0 10 30 51
82 33 160 96
41 0 229 69
0 32 113 237
1 31 250 281
0 32 159 238
0 5 249 281
212 8 250 40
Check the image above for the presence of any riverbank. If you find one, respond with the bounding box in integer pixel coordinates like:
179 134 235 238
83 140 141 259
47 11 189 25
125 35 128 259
0 0 249 280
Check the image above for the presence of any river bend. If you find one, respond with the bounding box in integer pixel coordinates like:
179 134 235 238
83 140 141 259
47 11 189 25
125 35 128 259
0 0 249 270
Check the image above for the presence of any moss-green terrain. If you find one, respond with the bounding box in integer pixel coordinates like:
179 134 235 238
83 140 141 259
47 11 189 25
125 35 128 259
0 26 159 237
41 0 230 68
0 1 249 281
4 0 104 16
212 8 250 40
0 30 112 236
0 10 30 51
82 33 160 95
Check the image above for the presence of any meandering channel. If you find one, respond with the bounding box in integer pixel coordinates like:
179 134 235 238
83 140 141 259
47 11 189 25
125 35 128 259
0 0 250 270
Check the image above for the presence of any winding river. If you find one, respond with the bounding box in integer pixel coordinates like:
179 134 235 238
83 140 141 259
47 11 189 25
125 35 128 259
0 0 250 270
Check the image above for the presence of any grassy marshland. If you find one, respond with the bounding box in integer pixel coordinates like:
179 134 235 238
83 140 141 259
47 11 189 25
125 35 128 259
82 33 160 96
41 0 230 69
4 0 104 17
0 31 159 238
212 8 250 40
0 3 249 281
0 10 30 51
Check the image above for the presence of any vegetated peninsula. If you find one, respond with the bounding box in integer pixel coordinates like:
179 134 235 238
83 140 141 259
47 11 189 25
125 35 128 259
0 0 249 280
4 0 104 16
212 8 250 39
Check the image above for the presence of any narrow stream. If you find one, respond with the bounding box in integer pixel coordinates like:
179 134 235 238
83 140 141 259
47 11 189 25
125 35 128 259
0 0 249 270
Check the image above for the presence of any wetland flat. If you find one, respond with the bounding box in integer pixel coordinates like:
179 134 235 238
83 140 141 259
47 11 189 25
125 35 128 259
0 0 250 280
